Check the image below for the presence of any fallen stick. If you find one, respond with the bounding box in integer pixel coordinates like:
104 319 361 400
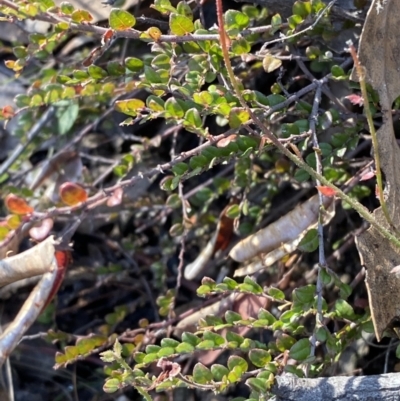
0 254 58 366
0 236 56 287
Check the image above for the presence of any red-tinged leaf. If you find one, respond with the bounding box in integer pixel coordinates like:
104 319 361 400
360 170 375 181
82 46 103 67
29 218 54 241
41 250 72 312
59 182 88 206
2 105 14 119
102 29 114 45
217 135 237 148
346 93 364 106
4 194 34 214
107 187 123 207
316 186 336 197
214 199 238 254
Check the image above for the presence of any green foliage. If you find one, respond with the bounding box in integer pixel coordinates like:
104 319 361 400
0 0 380 399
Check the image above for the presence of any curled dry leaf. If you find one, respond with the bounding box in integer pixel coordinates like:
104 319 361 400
217 135 237 148
230 194 333 262
4 194 34 215
29 218 54 241
59 182 88 206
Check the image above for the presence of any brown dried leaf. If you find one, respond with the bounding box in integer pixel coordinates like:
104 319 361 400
351 0 400 341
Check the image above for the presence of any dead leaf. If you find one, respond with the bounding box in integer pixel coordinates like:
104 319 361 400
351 0 400 341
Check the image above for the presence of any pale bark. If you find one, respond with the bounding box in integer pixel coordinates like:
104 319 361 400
273 372 400 401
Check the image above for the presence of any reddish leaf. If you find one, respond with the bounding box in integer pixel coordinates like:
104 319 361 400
102 28 114 45
29 218 54 241
2 105 14 119
345 93 364 106
316 186 336 197
213 198 239 254
4 194 34 214
59 182 88 206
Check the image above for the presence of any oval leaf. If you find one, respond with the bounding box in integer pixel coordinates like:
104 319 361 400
109 8 136 30
4 194 34 215
59 182 88 206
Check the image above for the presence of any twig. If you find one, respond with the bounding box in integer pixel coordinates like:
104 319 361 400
259 1 337 51
0 106 55 176
348 42 392 228
307 83 326 369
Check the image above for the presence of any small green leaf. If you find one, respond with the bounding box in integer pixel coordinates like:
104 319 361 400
203 331 225 346
169 13 194 35
225 10 249 30
184 108 202 128
257 308 276 324
223 276 238 290
125 57 144 72
226 331 244 345
267 287 285 301
225 310 242 324
227 355 248 374
292 0 312 18
331 65 345 78
289 338 311 361
60 1 74 14
298 229 319 252
157 347 175 357
189 154 208 169
292 284 316 305
165 97 184 118
228 108 250 129
115 98 145 117
88 65 108 79
109 8 136 30
211 364 229 381
246 377 268 393
231 38 251 55
103 378 121 393
71 9 93 23
249 348 271 367
176 342 194 353
172 162 189 176
181 332 200 346
334 299 355 319
225 204 240 219
294 168 310 182
160 338 180 348
193 363 213 384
